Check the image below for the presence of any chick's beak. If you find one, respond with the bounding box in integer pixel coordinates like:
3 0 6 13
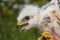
16 20 29 32
16 21 21 29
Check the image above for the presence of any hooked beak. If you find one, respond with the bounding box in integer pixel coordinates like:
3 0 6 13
16 20 21 29
16 20 29 32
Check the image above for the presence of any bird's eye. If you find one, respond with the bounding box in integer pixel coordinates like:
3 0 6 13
25 16 30 20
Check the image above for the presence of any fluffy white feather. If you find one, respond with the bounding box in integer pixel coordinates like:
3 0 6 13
17 0 60 39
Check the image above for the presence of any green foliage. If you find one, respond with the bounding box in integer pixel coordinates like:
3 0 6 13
0 0 49 40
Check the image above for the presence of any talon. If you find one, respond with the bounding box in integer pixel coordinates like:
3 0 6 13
38 32 54 40
42 36 46 40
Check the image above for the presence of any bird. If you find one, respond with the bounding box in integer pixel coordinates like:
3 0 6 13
16 0 60 40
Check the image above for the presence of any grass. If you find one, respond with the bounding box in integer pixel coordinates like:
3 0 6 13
0 0 49 40
0 15 42 40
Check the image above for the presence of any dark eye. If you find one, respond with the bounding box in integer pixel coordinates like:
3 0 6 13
25 16 30 20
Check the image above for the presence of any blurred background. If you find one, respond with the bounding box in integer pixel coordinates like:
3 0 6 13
0 0 50 40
